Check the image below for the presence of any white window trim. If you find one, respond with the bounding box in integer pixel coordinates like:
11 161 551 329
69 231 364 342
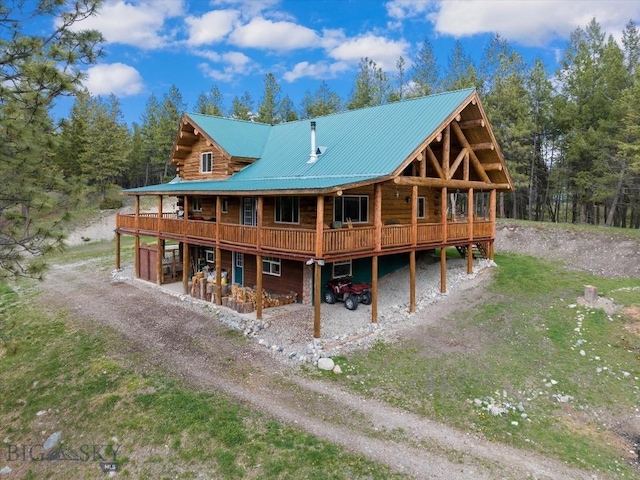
274 196 300 224
201 152 212 173
191 197 202 212
235 252 244 268
222 198 229 213
332 260 352 278
205 249 215 263
262 257 281 276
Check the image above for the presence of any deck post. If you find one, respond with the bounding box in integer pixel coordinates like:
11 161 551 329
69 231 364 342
215 246 222 305
182 242 189 294
409 250 416 312
374 185 382 252
314 261 321 338
411 185 418 246
134 195 140 278
115 232 121 270
440 246 447 293
156 195 163 285
156 239 164 286
489 189 496 260
371 255 378 324
256 254 263 320
315 196 324 257
467 188 474 274
441 187 448 243
256 196 263 250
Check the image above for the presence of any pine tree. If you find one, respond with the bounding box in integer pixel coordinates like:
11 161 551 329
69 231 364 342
230 92 254 121
347 58 391 109
195 85 225 116
300 81 342 118
256 73 282 124
441 41 481 92
0 0 103 278
409 38 440 97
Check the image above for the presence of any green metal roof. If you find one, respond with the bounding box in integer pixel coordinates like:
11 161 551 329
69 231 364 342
186 113 271 158
127 88 476 195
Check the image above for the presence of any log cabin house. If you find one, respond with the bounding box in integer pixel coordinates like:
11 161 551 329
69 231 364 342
115 88 513 338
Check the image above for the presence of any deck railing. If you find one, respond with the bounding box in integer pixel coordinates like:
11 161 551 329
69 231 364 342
116 214 495 256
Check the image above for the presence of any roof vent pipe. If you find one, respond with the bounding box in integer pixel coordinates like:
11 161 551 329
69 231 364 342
308 121 318 164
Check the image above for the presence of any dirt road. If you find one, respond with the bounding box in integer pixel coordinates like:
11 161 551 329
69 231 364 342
39 257 598 480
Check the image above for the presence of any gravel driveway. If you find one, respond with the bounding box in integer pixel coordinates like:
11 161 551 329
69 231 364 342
39 253 598 480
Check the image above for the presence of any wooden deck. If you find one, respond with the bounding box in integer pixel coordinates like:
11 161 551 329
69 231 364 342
116 213 493 259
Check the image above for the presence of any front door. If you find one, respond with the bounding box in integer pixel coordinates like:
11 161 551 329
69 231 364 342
233 252 244 285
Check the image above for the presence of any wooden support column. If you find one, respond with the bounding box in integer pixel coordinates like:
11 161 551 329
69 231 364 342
411 185 418 246
409 250 416 313
440 246 447 294
315 196 324 258
134 195 140 279
115 232 121 270
156 239 164 286
256 196 263 250
156 195 163 285
489 189 496 260
442 125 450 179
182 195 190 294
371 255 378 324
463 150 469 181
215 246 222 305
256 254 263 320
419 150 426 177
374 185 382 252
215 196 221 246
182 242 189 294
313 261 321 338
467 188 474 274
441 187 448 243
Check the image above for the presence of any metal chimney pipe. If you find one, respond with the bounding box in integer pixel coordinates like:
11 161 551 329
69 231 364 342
308 121 317 163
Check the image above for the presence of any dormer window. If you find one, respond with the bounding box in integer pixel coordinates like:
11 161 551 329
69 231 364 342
201 152 212 173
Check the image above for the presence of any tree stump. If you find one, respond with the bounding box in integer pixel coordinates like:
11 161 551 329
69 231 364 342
584 285 598 302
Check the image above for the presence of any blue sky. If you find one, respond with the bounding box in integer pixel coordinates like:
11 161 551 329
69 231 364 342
55 0 640 125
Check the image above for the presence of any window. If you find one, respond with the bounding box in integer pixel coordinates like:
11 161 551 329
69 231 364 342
201 152 212 173
235 253 244 268
205 249 215 263
222 198 229 213
191 197 202 212
418 197 426 219
334 195 369 223
262 257 281 276
332 260 352 278
275 197 300 224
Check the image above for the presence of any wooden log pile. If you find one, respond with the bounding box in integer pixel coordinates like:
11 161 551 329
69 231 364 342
222 285 298 314
189 273 230 302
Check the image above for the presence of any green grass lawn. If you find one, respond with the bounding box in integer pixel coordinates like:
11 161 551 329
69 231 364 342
0 282 404 480
322 253 640 478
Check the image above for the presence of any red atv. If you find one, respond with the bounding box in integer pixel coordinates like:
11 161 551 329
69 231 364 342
324 276 372 310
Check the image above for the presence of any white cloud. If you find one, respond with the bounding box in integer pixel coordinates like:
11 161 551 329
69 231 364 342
71 0 184 49
385 0 434 20
197 51 256 82
185 9 240 46
228 17 320 51
328 34 410 70
212 0 280 17
426 0 640 47
83 63 144 96
282 60 349 82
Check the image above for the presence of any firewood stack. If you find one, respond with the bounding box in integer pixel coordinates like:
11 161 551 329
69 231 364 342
222 285 298 313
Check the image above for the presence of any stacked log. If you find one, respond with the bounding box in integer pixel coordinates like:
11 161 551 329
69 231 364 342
222 285 298 314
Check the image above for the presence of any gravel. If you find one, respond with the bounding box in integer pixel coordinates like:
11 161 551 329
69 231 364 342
113 255 494 366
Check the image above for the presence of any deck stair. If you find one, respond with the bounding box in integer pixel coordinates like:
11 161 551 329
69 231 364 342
455 242 488 259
